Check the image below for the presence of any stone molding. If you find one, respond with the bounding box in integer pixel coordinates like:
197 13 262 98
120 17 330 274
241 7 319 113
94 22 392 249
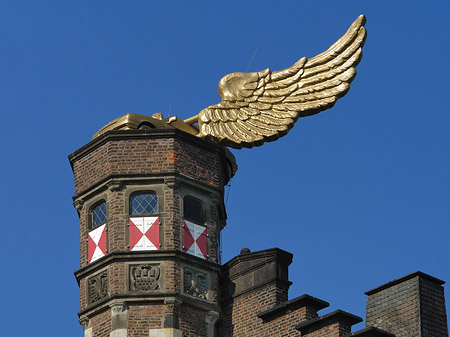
75 250 220 284
149 328 182 337
351 326 395 337
365 270 445 295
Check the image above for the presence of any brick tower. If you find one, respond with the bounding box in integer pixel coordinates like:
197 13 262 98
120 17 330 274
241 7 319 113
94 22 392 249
69 128 236 337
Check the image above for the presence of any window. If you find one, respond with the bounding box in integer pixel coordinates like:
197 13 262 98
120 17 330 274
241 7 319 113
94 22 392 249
88 200 108 263
130 192 158 216
91 201 107 228
183 196 207 259
128 191 160 252
183 196 203 224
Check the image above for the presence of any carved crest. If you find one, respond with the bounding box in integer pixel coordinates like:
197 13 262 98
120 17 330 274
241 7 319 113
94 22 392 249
129 264 161 291
183 267 210 300
88 270 108 303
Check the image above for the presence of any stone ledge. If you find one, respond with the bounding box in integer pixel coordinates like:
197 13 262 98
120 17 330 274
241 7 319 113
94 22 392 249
365 271 445 296
79 292 218 318
295 310 362 334
72 172 223 201
350 326 395 337
257 294 329 322
74 250 221 283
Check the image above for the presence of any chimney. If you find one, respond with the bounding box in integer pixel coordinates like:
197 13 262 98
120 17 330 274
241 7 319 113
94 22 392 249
365 271 448 337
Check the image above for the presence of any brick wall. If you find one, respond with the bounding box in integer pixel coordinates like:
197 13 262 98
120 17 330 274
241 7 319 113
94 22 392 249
70 130 227 195
127 305 165 337
221 283 285 336
179 306 208 337
89 310 111 337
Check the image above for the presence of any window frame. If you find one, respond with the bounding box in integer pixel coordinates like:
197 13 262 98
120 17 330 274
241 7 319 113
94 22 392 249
129 190 159 217
90 199 107 229
183 195 205 225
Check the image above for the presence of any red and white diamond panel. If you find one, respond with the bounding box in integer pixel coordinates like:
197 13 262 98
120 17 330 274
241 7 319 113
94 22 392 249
129 217 160 251
183 220 207 260
88 224 107 264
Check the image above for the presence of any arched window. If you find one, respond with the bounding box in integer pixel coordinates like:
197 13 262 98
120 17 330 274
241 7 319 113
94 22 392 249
130 191 158 216
183 196 203 224
91 201 107 228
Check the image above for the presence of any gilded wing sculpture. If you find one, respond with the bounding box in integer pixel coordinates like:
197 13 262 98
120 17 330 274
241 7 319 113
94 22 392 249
93 15 366 149
183 15 366 149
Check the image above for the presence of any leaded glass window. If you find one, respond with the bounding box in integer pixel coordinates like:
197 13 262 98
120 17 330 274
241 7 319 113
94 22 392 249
184 196 203 224
92 201 107 228
130 192 158 216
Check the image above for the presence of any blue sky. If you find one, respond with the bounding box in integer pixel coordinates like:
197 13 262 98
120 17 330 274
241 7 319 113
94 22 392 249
0 1 449 335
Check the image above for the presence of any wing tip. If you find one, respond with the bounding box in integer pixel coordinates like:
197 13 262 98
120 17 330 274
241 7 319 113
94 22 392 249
357 14 367 26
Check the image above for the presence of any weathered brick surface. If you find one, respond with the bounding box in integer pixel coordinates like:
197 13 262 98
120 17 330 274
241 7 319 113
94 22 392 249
257 295 329 337
303 322 351 337
89 310 111 337
263 306 309 336
221 283 283 337
128 305 165 336
295 310 361 337
179 306 208 337
365 271 448 337
71 132 226 195
366 276 420 336
420 277 449 337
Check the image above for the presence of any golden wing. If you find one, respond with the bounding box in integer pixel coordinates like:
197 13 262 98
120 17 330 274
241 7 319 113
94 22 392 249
192 15 366 149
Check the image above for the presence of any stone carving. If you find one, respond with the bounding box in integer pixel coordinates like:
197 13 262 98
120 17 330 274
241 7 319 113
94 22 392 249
88 270 108 304
183 267 210 300
129 264 161 291
110 302 127 315
73 198 84 212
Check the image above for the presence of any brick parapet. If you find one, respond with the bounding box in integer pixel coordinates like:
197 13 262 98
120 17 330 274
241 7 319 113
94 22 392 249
257 294 329 322
256 294 330 337
295 310 362 337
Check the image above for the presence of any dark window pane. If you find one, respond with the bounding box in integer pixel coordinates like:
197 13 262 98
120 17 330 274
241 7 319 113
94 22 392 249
130 192 158 215
184 197 203 224
92 202 107 228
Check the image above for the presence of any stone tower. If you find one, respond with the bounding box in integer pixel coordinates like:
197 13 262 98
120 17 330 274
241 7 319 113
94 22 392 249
69 128 236 337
